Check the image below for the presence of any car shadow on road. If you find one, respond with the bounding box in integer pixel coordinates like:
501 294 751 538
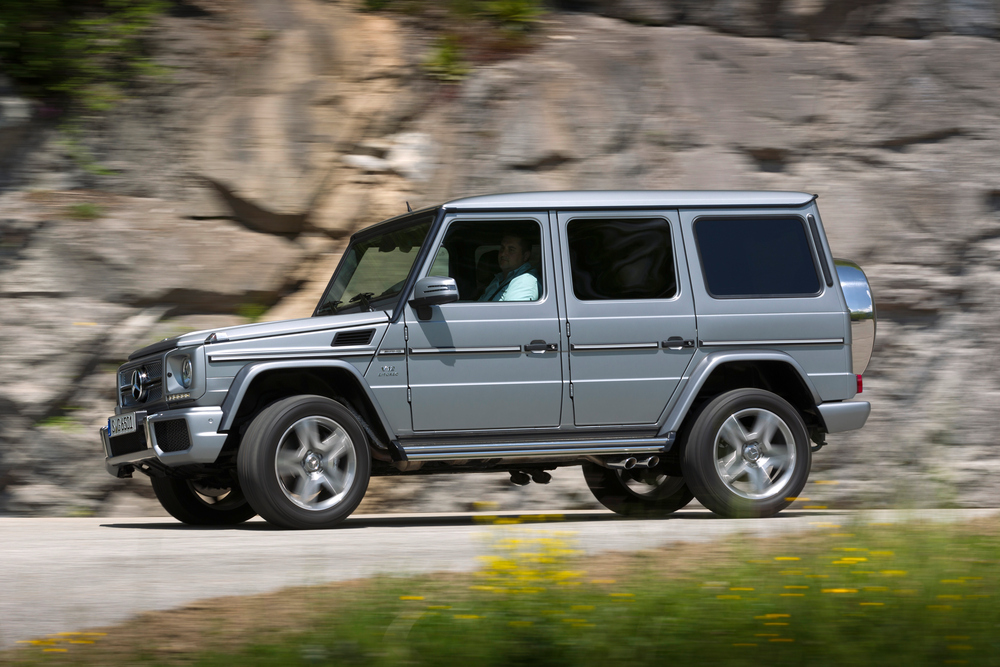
100 509 841 531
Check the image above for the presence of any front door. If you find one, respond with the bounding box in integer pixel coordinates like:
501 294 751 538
558 210 698 426
405 213 563 432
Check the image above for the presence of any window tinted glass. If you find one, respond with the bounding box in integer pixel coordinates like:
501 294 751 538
695 217 820 297
567 218 676 300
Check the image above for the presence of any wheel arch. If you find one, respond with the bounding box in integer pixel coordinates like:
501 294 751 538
220 360 396 456
659 351 823 438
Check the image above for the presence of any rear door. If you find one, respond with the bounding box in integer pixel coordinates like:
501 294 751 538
557 211 698 427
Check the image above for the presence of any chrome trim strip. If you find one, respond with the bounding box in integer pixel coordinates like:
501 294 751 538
408 346 522 355
208 348 374 363
570 342 660 351
403 437 672 461
699 338 844 347
378 349 406 356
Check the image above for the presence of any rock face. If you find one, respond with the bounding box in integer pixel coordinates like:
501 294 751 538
1 0 999 515
558 0 1000 39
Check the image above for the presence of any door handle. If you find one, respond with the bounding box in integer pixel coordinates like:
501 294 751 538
525 340 558 353
663 337 696 350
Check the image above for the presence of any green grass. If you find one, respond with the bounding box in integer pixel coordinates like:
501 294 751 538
9 516 1000 666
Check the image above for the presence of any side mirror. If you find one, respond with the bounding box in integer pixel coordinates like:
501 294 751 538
409 276 459 308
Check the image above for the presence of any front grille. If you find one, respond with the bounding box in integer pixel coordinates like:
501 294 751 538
154 419 191 452
118 357 164 408
332 329 374 347
108 428 148 457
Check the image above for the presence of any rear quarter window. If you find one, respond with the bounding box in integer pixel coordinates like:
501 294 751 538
694 216 820 298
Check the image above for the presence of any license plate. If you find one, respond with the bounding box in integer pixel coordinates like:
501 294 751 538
108 413 137 437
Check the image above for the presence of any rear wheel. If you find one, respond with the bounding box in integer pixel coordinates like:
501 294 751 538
582 462 694 517
681 389 811 518
150 476 256 525
237 395 371 529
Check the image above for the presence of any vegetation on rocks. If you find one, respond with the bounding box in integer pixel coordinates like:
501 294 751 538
361 0 546 80
0 0 167 112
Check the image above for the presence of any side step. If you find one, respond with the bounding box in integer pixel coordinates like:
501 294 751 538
397 434 675 462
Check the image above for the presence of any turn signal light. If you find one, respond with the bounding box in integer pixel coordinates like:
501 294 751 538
856 374 863 394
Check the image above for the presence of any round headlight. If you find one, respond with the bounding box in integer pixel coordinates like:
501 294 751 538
180 357 193 388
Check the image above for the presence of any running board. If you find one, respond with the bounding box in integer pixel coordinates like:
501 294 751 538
397 434 675 462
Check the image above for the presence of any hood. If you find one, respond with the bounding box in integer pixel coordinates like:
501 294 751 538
129 312 390 360
178 311 390 346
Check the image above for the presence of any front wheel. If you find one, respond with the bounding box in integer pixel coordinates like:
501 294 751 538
150 476 257 525
680 389 811 518
582 462 694 517
237 395 371 529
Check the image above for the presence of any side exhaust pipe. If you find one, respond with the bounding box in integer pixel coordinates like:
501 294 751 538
605 456 659 470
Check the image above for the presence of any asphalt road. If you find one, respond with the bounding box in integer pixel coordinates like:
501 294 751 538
2 508 998 647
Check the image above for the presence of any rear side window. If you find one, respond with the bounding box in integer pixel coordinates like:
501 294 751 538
695 217 820 298
567 218 677 300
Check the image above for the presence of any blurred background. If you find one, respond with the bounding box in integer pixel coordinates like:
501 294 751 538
0 0 998 517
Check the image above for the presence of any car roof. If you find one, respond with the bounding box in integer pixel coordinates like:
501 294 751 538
441 190 816 210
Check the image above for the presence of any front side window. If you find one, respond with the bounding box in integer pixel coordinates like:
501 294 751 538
695 217 820 298
431 220 542 302
316 215 433 315
567 218 677 300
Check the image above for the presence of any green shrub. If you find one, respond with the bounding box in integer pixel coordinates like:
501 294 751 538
424 35 469 82
484 0 543 29
67 203 103 219
0 0 168 112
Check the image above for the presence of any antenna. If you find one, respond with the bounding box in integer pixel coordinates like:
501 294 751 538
406 201 412 212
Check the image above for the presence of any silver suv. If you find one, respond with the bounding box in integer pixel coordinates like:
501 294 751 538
101 191 875 529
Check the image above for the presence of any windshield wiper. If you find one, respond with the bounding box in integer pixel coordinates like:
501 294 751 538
315 300 341 316
349 292 375 312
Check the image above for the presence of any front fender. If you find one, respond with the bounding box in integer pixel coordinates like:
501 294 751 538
219 359 396 439
657 349 822 437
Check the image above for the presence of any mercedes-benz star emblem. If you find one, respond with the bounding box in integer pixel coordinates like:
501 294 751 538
131 368 149 402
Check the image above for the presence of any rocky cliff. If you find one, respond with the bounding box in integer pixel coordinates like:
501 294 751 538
1 0 998 515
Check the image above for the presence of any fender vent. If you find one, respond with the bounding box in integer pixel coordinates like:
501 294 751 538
332 329 375 347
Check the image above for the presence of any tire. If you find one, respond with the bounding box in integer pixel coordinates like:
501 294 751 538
582 462 694 517
237 395 371 530
150 476 257 526
680 388 811 518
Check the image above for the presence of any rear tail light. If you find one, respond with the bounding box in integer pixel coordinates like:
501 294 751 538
857 374 863 394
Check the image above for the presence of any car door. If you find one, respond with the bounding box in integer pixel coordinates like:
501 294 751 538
404 212 564 432
558 210 698 427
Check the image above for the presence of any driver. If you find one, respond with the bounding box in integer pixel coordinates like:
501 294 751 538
478 229 539 302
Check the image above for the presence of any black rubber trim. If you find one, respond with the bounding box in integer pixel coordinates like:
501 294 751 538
808 214 834 287
128 338 179 361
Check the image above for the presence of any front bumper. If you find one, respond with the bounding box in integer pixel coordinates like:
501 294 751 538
102 406 229 475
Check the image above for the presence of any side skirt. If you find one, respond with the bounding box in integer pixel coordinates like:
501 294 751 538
396 434 676 462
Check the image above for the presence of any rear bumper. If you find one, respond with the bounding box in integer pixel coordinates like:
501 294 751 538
818 401 871 433
102 406 228 476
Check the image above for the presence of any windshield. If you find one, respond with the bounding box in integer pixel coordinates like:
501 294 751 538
315 213 435 316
